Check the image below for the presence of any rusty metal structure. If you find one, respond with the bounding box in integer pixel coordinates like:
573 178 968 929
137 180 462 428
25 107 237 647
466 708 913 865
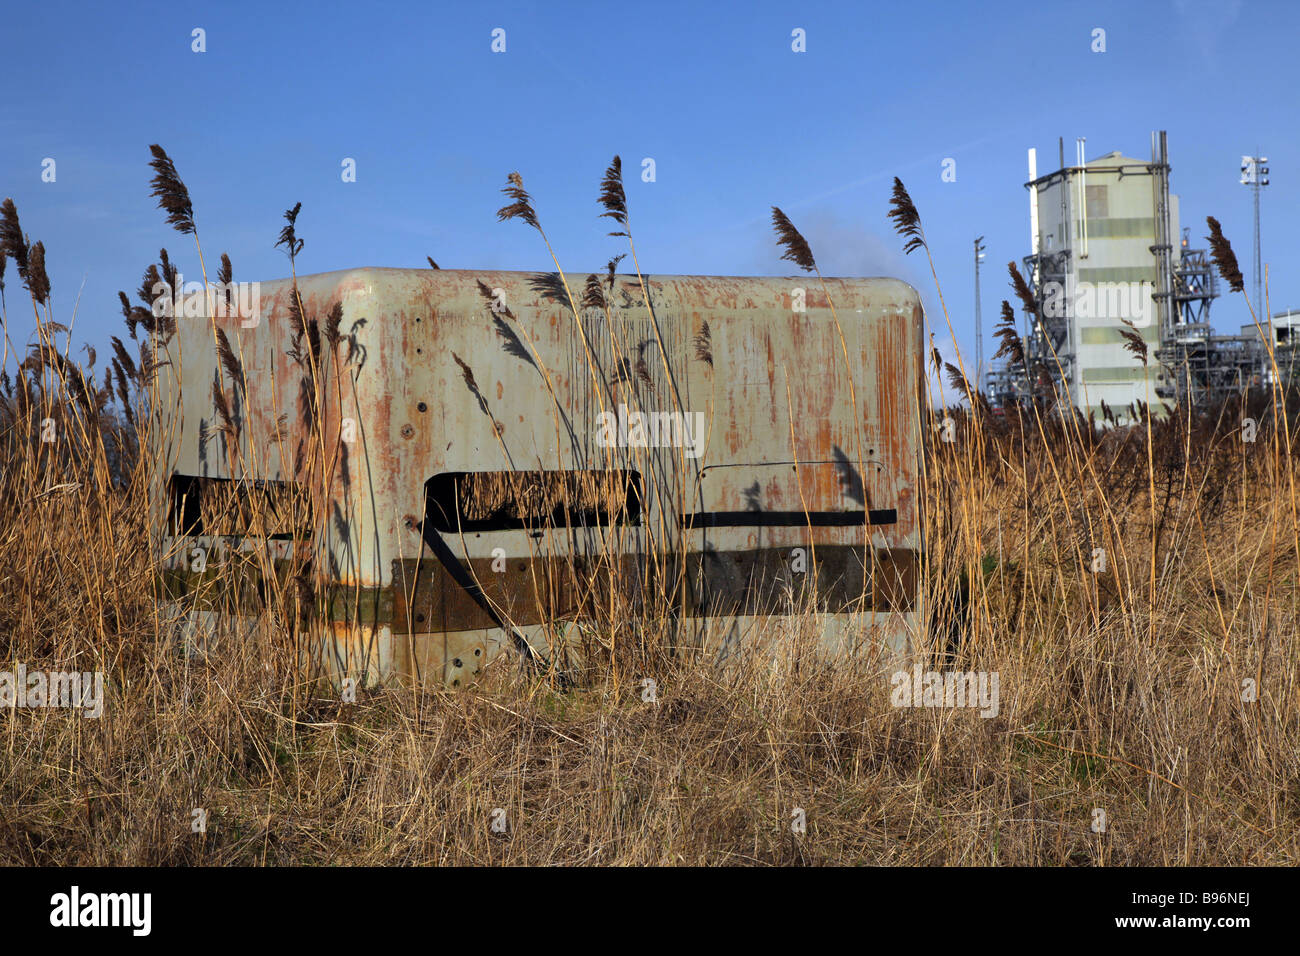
151 268 924 686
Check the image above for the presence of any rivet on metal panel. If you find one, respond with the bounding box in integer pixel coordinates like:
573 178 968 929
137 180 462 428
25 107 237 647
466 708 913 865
401 424 415 439
417 402 428 412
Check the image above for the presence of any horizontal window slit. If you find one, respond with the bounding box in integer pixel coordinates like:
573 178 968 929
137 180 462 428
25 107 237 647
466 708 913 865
425 470 642 533
681 509 897 529
168 475 312 539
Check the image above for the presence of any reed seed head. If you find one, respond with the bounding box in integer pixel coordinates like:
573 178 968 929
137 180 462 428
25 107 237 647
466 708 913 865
1008 261 1037 315
27 240 50 305
581 274 606 310
599 156 629 236
138 263 163 307
606 254 626 290
1205 216 1244 293
771 207 816 272
110 336 138 383
0 198 29 280
147 145 196 235
287 282 305 338
215 327 243 385
276 203 305 260
1118 317 1148 367
324 301 343 347
497 172 541 231
992 300 1025 368
888 178 926 255
211 373 233 434
944 362 968 396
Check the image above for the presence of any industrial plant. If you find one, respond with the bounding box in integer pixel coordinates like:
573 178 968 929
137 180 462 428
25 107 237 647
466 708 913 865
986 131 1292 417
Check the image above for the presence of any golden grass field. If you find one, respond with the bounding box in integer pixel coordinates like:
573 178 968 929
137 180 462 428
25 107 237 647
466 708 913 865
0 157 1296 866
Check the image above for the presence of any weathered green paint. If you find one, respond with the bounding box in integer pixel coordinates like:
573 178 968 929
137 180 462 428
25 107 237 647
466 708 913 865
151 268 926 684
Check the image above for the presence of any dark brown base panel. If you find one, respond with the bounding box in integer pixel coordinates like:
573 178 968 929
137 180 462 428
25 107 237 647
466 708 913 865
159 546 918 634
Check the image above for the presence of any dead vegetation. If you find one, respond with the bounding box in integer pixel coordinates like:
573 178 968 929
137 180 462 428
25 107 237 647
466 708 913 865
0 158 1296 866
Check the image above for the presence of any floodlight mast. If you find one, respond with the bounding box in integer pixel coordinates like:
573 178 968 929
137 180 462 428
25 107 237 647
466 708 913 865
1241 151 1270 313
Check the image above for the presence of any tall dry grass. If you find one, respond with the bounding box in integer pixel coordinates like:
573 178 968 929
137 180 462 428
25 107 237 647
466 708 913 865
0 160 1296 865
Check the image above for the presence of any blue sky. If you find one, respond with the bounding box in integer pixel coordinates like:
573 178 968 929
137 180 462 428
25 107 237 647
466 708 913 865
1 0 1294 375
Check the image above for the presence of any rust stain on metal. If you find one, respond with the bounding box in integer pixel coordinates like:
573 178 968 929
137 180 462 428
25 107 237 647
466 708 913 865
152 268 924 685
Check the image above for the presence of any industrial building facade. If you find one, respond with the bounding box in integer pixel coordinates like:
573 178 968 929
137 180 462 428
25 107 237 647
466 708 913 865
1039 141 1173 415
984 131 1281 416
